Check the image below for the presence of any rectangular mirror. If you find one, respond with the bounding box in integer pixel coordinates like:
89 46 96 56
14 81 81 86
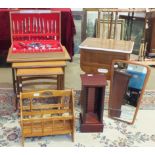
108 60 151 124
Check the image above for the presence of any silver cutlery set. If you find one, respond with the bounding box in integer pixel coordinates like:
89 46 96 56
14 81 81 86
11 14 62 52
12 16 58 40
12 40 62 52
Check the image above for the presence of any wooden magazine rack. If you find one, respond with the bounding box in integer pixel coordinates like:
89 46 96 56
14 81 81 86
19 89 75 146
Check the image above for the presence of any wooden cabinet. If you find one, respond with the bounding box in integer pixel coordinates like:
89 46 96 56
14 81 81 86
79 38 134 80
80 74 107 132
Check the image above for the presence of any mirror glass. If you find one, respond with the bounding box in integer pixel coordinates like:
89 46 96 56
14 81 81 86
108 60 150 124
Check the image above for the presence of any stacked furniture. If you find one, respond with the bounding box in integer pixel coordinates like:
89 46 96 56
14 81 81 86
12 61 66 110
7 10 71 110
7 10 73 145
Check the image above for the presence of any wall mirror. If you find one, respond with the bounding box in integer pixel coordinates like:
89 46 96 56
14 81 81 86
108 60 150 124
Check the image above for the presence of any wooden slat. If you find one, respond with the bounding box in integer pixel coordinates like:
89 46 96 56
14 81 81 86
22 115 73 121
20 90 72 98
23 130 72 137
22 109 71 116
21 76 57 81
22 120 72 127
12 61 66 68
22 103 66 110
19 89 74 143
17 67 63 76
22 81 57 87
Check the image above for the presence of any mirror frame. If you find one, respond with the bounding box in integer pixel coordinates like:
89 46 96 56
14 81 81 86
108 59 151 124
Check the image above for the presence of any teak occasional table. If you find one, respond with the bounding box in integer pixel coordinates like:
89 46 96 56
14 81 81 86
80 74 107 132
7 46 71 110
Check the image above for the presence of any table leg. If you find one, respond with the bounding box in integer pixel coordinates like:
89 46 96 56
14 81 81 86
57 75 59 90
12 68 16 94
63 67 65 89
61 74 64 90
16 76 22 110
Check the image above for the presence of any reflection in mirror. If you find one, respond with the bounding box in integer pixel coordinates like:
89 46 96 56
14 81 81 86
108 60 150 124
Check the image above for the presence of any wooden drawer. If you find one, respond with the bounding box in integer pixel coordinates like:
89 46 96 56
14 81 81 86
80 49 130 80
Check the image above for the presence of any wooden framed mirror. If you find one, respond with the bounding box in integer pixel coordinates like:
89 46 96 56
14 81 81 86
108 60 151 124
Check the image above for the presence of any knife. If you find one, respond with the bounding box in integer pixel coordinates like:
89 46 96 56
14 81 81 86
21 20 24 34
51 20 53 33
33 17 35 33
28 17 30 33
42 18 45 33
53 20 55 33
17 20 19 34
36 17 38 33
54 20 57 40
21 20 24 40
39 18 41 33
24 18 27 33
12 20 15 34
55 20 57 33
47 20 49 33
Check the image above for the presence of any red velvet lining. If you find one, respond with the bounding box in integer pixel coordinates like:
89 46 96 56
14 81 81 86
12 40 62 53
10 11 62 53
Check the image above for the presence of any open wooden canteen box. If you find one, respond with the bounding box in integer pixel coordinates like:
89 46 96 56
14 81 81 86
9 10 64 56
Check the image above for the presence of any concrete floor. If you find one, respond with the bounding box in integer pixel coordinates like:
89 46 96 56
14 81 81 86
0 54 155 90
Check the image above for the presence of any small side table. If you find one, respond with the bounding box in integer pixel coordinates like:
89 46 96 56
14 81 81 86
80 74 107 132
